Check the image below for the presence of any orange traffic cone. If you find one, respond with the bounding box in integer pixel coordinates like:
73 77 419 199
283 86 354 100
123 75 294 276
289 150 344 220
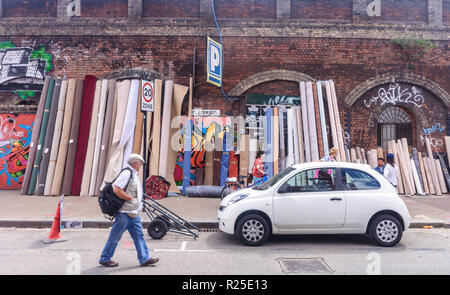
42 199 68 244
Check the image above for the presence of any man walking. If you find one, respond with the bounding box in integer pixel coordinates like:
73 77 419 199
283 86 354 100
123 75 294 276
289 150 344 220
99 154 159 267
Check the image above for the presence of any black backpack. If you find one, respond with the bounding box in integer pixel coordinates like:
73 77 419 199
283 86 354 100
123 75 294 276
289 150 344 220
98 168 132 219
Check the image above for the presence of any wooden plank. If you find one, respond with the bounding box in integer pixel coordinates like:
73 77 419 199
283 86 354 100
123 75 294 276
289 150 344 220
361 148 367 164
278 107 286 169
410 159 424 195
291 107 300 163
285 108 295 167
150 79 163 176
350 148 357 163
306 82 319 161
435 159 448 194
438 154 450 191
425 137 442 195
239 134 249 185
417 152 429 195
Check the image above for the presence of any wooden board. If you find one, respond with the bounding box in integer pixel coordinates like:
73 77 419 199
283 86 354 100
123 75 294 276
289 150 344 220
306 82 319 161
27 78 55 195
71 75 97 196
316 82 329 157
37 78 61 196
50 79 76 196
21 76 50 195
278 107 286 169
149 79 162 176
80 80 102 196
323 81 339 161
45 80 68 195
263 107 274 178
94 80 116 196
329 80 346 161
425 137 441 195
434 159 448 194
239 134 249 185
417 152 429 195
299 82 311 162
273 107 279 174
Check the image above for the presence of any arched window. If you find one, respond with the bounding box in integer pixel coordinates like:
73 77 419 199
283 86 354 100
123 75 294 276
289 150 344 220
377 106 413 150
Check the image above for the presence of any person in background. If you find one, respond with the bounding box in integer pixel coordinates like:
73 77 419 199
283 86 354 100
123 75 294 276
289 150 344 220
374 158 385 175
99 154 159 268
321 147 339 162
383 153 398 188
252 150 267 185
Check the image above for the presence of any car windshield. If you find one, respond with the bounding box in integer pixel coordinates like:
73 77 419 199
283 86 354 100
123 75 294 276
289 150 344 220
252 167 295 190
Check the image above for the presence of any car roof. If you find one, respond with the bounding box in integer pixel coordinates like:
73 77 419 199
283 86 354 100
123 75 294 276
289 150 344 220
290 161 373 171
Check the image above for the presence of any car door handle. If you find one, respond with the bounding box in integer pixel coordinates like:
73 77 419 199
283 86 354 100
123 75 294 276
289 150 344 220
330 197 342 201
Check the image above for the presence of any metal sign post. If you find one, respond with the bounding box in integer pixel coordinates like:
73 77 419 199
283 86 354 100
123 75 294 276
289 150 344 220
141 80 154 189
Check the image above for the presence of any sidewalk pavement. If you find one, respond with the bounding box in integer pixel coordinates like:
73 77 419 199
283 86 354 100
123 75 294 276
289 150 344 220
0 190 449 229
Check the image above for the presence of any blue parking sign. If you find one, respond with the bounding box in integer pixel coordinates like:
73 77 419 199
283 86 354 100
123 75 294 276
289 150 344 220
207 37 222 87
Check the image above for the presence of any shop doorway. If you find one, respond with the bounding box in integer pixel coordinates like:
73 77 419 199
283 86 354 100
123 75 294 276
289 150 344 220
377 106 413 151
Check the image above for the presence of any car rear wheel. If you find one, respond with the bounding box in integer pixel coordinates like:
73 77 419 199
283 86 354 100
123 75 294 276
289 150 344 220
369 214 403 247
236 214 270 246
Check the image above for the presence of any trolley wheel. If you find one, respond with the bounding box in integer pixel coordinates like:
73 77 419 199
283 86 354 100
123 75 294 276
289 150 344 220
147 219 168 239
155 215 172 229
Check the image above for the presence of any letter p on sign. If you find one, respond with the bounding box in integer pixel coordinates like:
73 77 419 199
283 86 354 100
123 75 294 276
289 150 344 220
206 37 222 87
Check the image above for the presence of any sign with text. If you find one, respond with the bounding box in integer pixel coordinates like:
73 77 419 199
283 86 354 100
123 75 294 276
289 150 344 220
192 109 221 117
206 37 222 87
141 80 154 112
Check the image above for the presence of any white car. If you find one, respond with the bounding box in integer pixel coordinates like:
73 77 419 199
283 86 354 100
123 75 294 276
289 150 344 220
218 162 411 247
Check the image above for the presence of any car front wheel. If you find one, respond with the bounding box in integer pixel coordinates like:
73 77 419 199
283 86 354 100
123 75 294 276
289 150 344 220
369 214 403 247
236 214 270 246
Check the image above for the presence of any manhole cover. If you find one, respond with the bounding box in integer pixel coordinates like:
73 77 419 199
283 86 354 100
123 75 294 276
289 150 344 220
277 258 334 274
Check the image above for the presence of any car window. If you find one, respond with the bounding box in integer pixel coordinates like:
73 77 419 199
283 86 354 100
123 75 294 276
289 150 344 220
253 167 295 191
279 168 336 193
341 168 381 190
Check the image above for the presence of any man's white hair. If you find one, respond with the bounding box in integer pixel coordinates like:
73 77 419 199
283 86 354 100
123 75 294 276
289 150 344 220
127 154 145 165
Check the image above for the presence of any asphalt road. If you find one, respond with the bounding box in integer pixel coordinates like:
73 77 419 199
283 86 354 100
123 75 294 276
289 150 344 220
0 227 449 275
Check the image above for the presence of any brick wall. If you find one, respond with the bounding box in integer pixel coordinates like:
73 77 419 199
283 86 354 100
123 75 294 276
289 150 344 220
214 0 276 19
3 0 57 18
142 0 200 18
444 0 450 23
80 0 128 18
291 0 352 21
374 0 428 23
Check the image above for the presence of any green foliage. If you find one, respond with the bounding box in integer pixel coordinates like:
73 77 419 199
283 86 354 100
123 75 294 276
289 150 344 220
0 41 16 50
13 90 37 100
30 44 53 72
391 37 436 61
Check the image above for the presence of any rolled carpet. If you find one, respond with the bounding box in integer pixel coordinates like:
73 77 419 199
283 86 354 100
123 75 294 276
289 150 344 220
27 78 55 195
71 75 97 196
21 76 50 195
50 79 76 195
61 79 84 196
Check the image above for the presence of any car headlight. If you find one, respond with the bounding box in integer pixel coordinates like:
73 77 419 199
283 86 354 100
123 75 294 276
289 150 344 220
220 194 249 211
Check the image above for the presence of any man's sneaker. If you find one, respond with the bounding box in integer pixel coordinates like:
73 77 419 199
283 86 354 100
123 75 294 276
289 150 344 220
140 257 159 267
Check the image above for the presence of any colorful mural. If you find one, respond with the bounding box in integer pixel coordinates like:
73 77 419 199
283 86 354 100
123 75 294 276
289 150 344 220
173 116 231 186
0 114 34 189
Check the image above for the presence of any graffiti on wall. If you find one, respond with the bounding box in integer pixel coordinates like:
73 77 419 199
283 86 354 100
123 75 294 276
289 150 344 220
364 83 425 108
420 122 445 148
0 114 34 189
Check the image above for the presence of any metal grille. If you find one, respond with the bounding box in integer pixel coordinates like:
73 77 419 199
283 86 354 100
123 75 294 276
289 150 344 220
378 106 411 123
277 258 334 274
